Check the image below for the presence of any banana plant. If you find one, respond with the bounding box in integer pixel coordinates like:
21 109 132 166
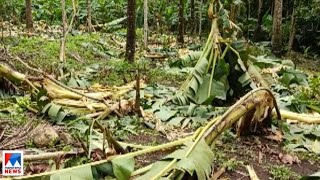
173 0 252 106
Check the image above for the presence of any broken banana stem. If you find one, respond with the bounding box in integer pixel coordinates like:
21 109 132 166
275 109 320 124
204 88 280 146
0 63 26 82
0 63 38 91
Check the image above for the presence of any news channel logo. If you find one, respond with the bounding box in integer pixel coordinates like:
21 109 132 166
2 150 24 176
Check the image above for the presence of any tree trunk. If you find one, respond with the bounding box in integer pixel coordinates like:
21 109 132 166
253 0 263 41
199 0 203 39
271 0 283 56
143 0 148 48
190 0 195 35
86 0 94 32
25 0 34 32
135 68 142 117
288 0 298 55
229 4 237 22
177 0 184 45
60 0 67 63
126 0 136 63
246 0 251 39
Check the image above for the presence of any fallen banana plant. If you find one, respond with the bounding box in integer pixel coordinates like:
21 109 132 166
173 0 251 105
5 88 281 180
3 87 320 180
0 60 144 122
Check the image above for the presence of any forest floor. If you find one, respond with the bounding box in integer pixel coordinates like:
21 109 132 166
0 31 320 179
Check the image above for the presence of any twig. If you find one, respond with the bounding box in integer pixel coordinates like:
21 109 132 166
246 165 260 180
59 0 77 63
211 166 226 180
68 52 84 63
94 120 127 154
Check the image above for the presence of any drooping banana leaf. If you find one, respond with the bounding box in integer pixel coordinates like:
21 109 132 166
173 3 252 106
136 139 214 180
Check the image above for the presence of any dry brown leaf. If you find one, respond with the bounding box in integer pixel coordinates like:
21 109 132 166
279 153 301 164
265 130 283 142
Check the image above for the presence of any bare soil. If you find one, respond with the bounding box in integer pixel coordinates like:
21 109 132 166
126 133 320 179
215 136 319 179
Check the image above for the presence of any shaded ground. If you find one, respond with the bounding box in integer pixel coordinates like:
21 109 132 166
126 132 320 179
288 52 320 73
217 136 319 179
126 134 172 168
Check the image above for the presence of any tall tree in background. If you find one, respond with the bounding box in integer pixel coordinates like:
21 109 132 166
86 0 94 32
126 0 136 62
59 0 67 63
271 0 283 56
190 0 195 35
288 0 299 55
143 0 148 48
229 4 237 22
199 0 203 39
253 0 264 41
177 0 185 45
25 0 33 31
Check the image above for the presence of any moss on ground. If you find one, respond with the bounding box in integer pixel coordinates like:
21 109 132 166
7 33 185 86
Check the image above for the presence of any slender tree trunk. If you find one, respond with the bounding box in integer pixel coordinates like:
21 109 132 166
288 0 298 55
177 0 185 45
60 0 67 63
143 0 148 48
190 0 195 35
253 0 263 41
246 0 251 39
86 0 94 32
25 0 34 32
1 18 3 43
229 4 237 22
199 0 203 39
126 0 136 63
135 68 142 116
271 0 283 56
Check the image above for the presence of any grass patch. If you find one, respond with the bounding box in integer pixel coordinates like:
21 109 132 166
268 165 300 180
9 33 101 73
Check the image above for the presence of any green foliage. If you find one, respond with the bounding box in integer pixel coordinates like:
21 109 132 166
111 157 135 180
142 84 227 129
137 139 215 180
102 116 140 140
268 165 299 180
278 68 308 87
41 102 71 123
10 34 100 73
51 164 94 180
283 123 320 154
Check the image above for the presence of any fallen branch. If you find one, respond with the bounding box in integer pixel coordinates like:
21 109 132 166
246 165 260 180
0 150 85 164
211 166 226 180
277 109 320 124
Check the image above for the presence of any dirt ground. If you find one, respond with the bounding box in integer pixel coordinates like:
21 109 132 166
218 137 319 179
127 133 320 180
